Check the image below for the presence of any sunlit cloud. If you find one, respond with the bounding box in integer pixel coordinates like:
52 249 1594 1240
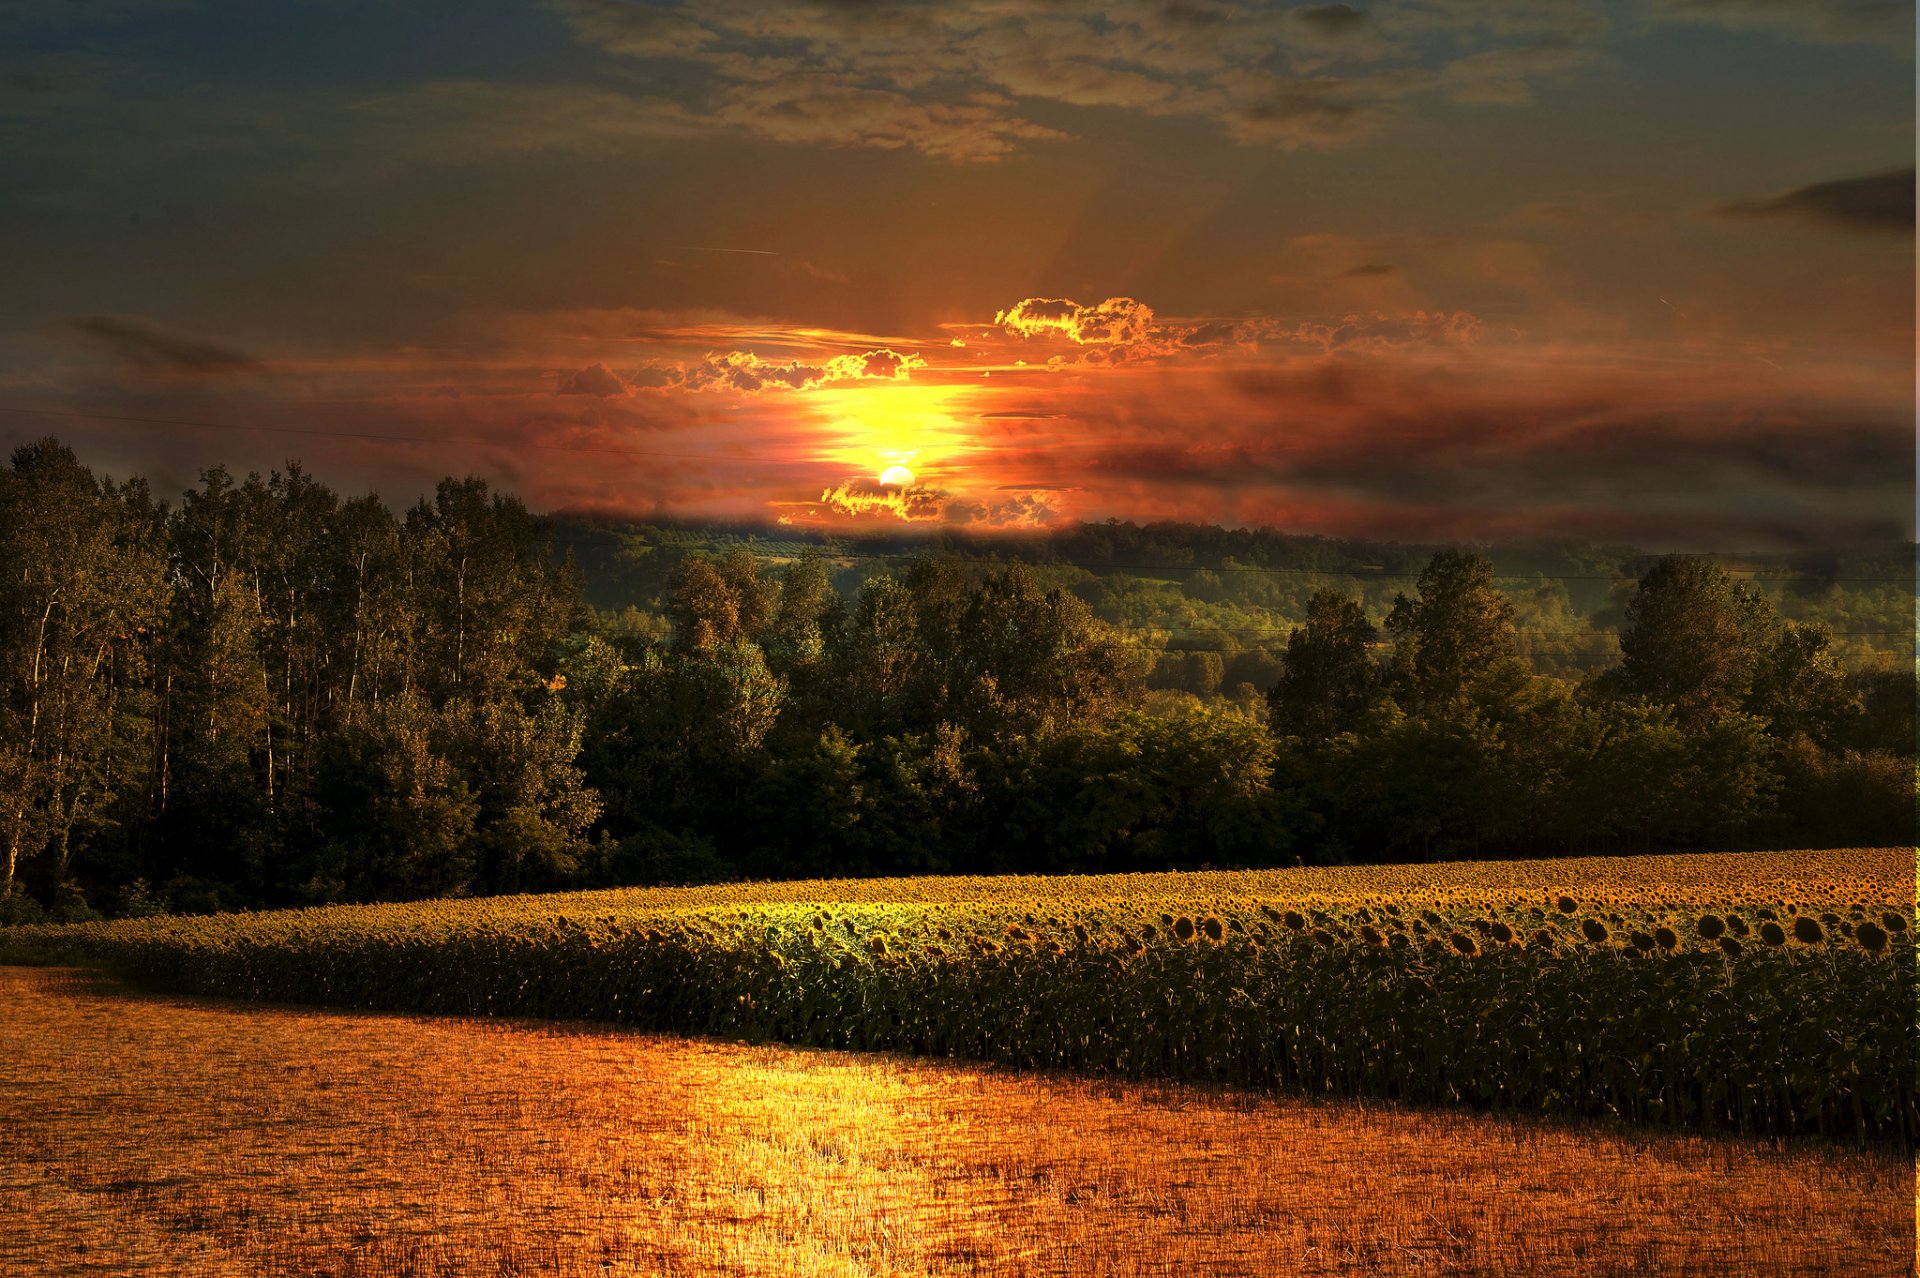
996 297 1157 346
679 347 928 393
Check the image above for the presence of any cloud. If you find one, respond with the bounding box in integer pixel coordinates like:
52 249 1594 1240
996 296 1158 345
347 81 708 162
1292 4 1370 38
945 491 1060 528
1649 0 1913 46
706 74 1066 164
985 295 1486 365
1222 89 1377 148
681 347 927 392
814 476 1058 527
1338 262 1398 277
1297 310 1484 351
1010 356 1913 546
548 0 717 58
1716 168 1914 235
66 315 261 377
817 477 946 521
542 0 1602 159
557 362 630 396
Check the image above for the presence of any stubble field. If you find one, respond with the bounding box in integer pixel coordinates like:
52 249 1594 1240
1 967 1912 1278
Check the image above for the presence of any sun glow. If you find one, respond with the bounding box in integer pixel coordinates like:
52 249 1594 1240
809 383 980 487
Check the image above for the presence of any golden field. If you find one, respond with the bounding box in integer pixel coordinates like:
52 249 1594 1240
0 967 1911 1278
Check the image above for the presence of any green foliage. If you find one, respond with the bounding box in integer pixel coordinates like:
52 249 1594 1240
0 442 1912 916
1615 557 1774 728
1269 588 1378 740
0 439 168 899
1385 550 1517 708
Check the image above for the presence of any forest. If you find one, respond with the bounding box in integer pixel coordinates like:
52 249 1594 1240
1 438 1912 921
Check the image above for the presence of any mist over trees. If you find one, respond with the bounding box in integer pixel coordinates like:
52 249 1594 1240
1 439 1912 920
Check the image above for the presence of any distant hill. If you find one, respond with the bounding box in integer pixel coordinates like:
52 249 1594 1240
552 513 1916 682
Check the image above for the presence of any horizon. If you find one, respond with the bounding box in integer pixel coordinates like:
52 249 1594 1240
21 429 1920 565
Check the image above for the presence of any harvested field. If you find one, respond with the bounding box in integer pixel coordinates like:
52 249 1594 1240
1 967 1910 1278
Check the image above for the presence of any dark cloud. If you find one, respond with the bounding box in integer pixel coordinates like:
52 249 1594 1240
1651 0 1912 46
1176 320 1251 347
67 315 260 376
1158 2 1230 30
1717 168 1915 235
849 348 912 378
556 362 629 396
1293 4 1370 36
1224 94 1373 149
545 0 1593 158
1338 262 1398 277
1056 386 1911 547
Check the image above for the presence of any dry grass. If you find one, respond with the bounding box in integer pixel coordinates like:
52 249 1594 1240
0 967 1910 1278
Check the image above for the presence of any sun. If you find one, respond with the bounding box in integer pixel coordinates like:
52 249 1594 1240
808 383 976 488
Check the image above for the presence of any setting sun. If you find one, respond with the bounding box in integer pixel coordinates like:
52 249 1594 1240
809 383 981 491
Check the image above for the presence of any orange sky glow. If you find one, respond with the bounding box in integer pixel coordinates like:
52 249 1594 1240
0 0 1910 548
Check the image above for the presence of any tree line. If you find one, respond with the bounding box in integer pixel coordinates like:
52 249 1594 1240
1 440 1911 920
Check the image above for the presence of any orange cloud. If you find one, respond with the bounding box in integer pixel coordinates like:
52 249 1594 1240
817 478 946 521
813 476 1059 528
996 296 1157 346
681 347 928 392
556 362 630 396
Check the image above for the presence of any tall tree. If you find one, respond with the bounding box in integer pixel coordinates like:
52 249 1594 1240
0 441 168 898
1748 619 1856 745
1269 588 1378 740
1384 550 1516 707
1615 556 1774 730
406 478 574 703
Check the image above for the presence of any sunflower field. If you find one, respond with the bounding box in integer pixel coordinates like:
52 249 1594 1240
3 848 1912 1143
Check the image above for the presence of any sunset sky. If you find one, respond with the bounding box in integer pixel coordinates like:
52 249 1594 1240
1 0 1912 546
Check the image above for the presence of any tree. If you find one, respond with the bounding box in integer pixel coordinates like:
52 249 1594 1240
766 553 842 674
406 477 573 703
833 560 1140 745
0 441 168 899
1269 589 1378 740
451 696 601 893
1614 556 1773 730
311 692 478 900
1384 550 1515 707
953 564 1141 742
1748 620 1856 745
1045 707 1290 870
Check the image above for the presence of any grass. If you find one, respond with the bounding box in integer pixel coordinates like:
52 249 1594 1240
2 967 1912 1277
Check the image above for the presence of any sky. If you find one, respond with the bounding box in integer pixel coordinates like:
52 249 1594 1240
0 0 1912 547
